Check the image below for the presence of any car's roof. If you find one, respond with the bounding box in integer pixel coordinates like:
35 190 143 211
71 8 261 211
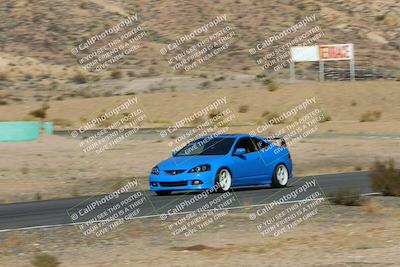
208 134 257 139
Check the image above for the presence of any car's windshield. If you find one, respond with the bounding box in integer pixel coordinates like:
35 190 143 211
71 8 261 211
175 137 235 156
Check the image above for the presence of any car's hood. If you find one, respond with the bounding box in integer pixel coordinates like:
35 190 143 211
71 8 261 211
157 155 225 170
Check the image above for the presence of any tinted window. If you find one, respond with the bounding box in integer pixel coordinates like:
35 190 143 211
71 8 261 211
252 138 269 152
234 137 258 153
175 137 235 156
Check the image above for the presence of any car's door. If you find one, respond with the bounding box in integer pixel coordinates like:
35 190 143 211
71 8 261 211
230 137 265 186
252 137 276 182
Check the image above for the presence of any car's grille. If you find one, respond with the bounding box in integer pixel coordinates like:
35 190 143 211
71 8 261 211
159 181 188 187
164 170 186 175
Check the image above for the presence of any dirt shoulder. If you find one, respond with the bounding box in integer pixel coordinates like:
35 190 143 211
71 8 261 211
0 196 399 266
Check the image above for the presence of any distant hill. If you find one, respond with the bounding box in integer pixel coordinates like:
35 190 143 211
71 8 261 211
0 0 398 93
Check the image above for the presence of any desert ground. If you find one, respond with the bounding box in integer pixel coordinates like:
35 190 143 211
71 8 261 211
0 1 399 265
1 81 399 130
0 81 399 203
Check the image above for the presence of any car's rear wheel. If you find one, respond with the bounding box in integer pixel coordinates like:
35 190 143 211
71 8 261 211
155 190 171 196
216 168 232 192
272 164 289 188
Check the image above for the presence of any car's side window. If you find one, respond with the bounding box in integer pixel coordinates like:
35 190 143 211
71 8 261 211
234 137 258 154
252 138 269 152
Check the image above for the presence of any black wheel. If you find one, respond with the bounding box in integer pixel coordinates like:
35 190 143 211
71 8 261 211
271 164 289 188
215 168 232 193
155 191 171 196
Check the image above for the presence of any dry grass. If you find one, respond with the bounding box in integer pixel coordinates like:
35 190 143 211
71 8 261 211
70 72 88 84
370 159 400 196
362 198 382 213
267 81 279 92
328 188 364 206
0 71 9 81
29 103 50 119
0 232 25 252
360 110 382 122
31 253 60 267
319 110 332 122
110 69 122 79
261 111 283 124
238 105 249 113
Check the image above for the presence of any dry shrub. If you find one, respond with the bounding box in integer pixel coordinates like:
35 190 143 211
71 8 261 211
29 103 50 119
328 188 364 206
360 110 381 122
34 192 42 201
31 253 60 267
362 199 382 213
267 81 278 92
238 105 249 113
319 110 331 122
370 159 400 196
110 69 122 79
384 14 398 26
20 166 29 175
208 110 222 120
70 72 88 84
0 71 8 81
262 111 283 123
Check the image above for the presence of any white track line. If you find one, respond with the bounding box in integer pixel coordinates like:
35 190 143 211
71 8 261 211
0 192 381 233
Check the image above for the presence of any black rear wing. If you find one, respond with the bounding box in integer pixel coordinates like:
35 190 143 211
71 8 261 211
265 136 287 147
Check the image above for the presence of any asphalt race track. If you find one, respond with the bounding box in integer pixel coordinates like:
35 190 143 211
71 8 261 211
0 171 374 232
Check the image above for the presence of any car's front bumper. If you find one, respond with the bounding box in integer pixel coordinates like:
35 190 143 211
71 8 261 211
149 171 215 192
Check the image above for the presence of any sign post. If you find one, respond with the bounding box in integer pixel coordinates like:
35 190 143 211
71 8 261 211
290 61 295 83
319 61 324 82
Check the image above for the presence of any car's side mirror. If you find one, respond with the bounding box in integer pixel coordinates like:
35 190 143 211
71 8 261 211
172 151 177 157
233 148 246 156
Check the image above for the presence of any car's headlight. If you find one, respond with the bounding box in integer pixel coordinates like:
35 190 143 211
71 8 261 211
188 164 211 173
151 166 160 175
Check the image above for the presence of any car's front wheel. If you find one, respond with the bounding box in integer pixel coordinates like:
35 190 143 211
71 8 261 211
216 168 232 193
271 164 289 188
155 190 171 196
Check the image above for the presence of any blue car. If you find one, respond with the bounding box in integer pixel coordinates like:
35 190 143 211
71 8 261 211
149 134 292 196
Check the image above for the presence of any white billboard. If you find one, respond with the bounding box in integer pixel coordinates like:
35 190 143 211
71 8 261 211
291 45 319 62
